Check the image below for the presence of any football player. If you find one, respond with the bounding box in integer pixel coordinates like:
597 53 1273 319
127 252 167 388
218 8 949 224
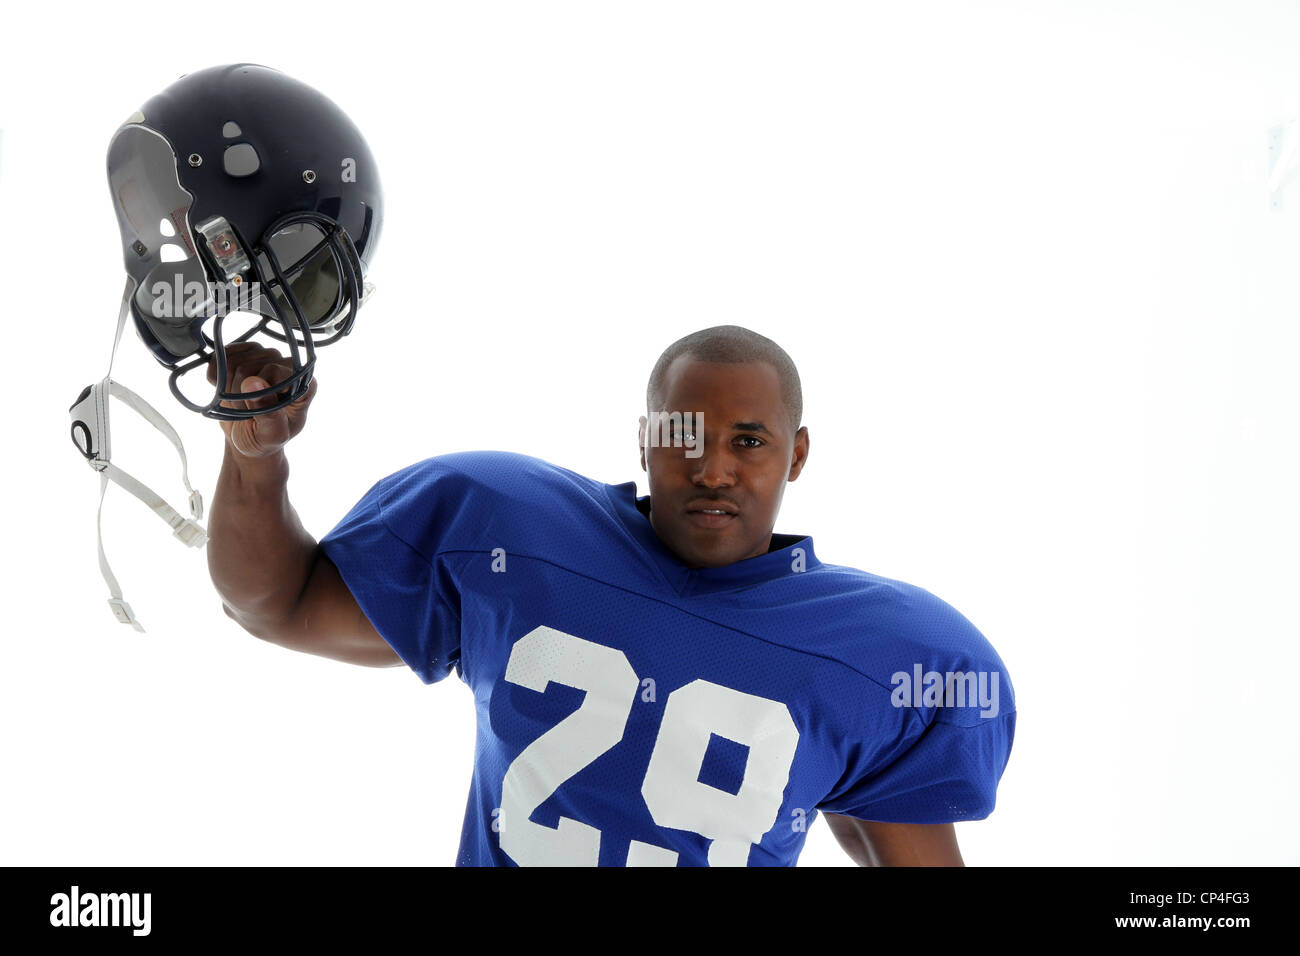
206 325 1015 866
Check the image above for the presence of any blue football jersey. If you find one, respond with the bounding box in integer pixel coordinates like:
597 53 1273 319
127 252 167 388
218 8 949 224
319 451 1015 866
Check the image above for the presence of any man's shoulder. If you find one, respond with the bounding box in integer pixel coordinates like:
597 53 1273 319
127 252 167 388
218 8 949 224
796 559 964 626
348 451 623 561
381 449 591 486
793 562 1012 709
372 450 607 509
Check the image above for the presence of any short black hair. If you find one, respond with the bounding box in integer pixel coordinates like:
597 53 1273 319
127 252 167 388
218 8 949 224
646 325 803 431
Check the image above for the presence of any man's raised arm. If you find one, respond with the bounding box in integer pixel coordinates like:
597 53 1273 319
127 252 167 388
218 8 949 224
205 343 399 668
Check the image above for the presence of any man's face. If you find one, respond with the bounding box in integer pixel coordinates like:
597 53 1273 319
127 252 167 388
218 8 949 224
639 357 810 568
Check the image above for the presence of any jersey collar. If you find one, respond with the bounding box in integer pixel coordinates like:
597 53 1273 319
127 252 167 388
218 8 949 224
603 480 820 596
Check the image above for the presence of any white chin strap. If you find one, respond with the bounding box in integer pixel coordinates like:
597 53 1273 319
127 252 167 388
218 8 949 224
70 279 208 632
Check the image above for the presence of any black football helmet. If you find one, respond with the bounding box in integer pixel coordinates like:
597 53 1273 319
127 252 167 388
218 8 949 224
107 64 382 419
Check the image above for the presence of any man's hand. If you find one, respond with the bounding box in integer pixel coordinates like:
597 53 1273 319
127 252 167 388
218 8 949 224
206 342 318 459
823 814 965 866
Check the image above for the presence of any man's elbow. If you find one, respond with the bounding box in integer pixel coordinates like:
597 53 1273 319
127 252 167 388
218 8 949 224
220 599 293 645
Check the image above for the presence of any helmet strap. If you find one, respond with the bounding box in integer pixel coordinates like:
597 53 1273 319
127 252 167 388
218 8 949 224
69 279 208 631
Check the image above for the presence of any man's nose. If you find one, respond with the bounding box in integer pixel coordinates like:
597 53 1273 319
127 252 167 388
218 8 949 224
690 447 736 487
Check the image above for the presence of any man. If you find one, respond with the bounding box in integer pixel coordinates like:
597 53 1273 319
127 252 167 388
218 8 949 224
207 326 1015 866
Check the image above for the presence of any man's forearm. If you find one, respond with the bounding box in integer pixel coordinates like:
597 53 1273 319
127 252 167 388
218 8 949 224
207 446 318 636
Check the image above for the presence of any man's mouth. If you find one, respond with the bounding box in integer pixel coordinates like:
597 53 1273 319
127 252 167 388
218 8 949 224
685 500 739 528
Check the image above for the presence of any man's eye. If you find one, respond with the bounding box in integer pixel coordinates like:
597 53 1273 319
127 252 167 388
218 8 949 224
736 435 763 448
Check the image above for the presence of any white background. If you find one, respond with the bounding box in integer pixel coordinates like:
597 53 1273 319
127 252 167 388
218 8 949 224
2 0 1297 866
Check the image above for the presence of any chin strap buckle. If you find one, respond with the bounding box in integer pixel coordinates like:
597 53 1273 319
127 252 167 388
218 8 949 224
171 515 209 548
107 598 145 633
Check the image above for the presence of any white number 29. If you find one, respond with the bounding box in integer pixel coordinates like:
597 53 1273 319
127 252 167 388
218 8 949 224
499 625 800 866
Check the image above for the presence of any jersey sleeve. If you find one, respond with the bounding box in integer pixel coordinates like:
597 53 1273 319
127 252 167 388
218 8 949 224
815 708 1016 823
815 587 1017 824
318 459 467 684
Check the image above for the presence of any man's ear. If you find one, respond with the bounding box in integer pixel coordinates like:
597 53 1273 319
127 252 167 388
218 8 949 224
638 415 648 472
788 426 810 481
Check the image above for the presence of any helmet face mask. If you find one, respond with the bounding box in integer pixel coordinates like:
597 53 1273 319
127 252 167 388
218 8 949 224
107 64 381 420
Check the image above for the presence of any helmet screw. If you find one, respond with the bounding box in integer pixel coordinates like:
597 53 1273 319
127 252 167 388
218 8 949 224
302 169 317 184
131 240 147 257
188 153 203 167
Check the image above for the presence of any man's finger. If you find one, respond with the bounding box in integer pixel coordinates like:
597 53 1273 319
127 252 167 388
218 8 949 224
238 377 291 451
206 342 274 386
225 350 290 396
238 374 283 413
284 376 318 425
